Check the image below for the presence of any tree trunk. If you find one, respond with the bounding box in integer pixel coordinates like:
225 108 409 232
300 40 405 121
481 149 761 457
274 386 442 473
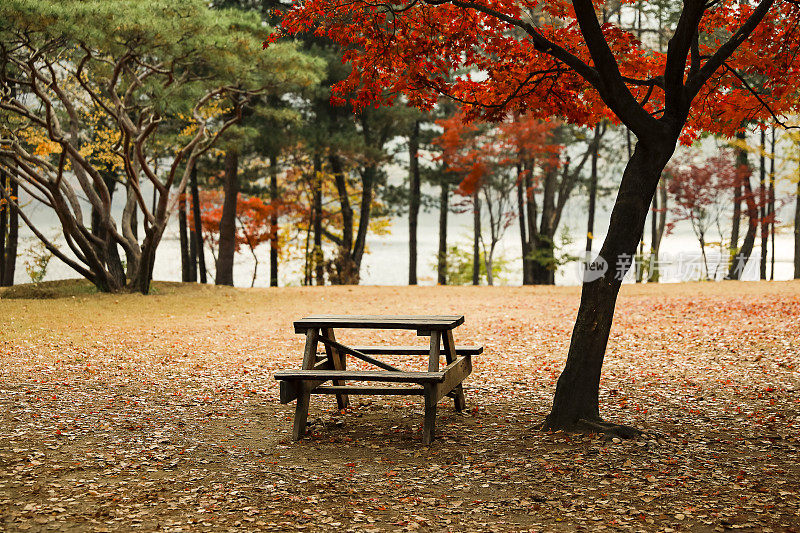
408 120 420 285
313 154 324 285
190 165 207 284
728 167 758 280
216 149 239 286
437 182 448 285
544 140 674 431
517 163 532 285
1 177 18 286
472 191 480 286
0 168 7 285
795 176 800 279
769 126 775 281
179 191 190 282
586 133 599 258
531 234 555 285
759 128 767 280
269 155 279 287
730 130 746 255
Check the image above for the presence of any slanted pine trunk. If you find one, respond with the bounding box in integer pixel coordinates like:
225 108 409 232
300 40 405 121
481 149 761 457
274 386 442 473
437 182 448 285
216 149 239 286
408 120 420 285
544 140 674 431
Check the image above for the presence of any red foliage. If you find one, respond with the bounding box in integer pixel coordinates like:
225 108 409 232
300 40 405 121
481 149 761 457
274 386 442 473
187 190 278 253
271 1 800 139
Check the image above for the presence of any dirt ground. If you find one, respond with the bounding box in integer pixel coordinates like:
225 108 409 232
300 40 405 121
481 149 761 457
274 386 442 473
1 280 799 532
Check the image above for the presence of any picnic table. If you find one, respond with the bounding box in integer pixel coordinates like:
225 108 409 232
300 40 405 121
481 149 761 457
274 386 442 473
274 315 482 445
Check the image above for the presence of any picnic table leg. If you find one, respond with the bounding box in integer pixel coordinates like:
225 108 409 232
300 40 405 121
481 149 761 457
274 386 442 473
292 329 319 440
292 390 311 440
443 330 467 412
423 383 437 445
428 331 441 372
322 327 349 410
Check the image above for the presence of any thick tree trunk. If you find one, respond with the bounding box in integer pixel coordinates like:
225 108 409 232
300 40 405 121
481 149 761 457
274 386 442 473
269 155 279 287
544 140 674 431
216 149 239 286
179 192 190 282
190 165 207 284
437 182 448 285
408 120 420 285
472 191 480 286
730 130 746 254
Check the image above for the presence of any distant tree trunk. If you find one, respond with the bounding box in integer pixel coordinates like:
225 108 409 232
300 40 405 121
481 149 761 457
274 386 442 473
585 133 599 257
0 173 18 286
729 169 759 280
730 130 746 254
472 191 481 286
517 163 532 285
269 155 279 287
759 128 767 280
313 154 324 285
437 182 448 285
190 165 207 284
408 120 420 285
216 148 239 286
795 176 800 279
648 181 667 282
178 192 190 282
769 126 776 281
0 172 6 285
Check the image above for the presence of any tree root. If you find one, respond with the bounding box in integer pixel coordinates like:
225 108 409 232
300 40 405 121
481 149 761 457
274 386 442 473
538 416 662 440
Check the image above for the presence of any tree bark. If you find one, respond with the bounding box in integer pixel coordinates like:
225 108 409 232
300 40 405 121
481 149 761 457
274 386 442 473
179 191 190 282
517 163 532 285
313 154 324 285
437 182 448 285
0 169 7 285
409 120 421 285
269 155 279 287
544 140 674 431
795 176 800 280
472 191 481 286
190 165 207 284
759 128 767 280
1 177 18 286
769 126 775 281
586 132 599 257
216 148 239 286
730 130 746 254
728 167 758 280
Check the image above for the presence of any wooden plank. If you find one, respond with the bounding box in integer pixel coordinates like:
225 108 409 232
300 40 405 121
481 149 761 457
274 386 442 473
294 315 464 333
317 336 401 372
428 331 441 372
274 369 446 383
322 328 349 410
443 329 467 411
312 386 425 396
350 345 483 356
434 356 472 402
278 359 331 403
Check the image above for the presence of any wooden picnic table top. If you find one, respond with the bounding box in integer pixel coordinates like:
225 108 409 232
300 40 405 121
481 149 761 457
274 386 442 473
293 314 464 333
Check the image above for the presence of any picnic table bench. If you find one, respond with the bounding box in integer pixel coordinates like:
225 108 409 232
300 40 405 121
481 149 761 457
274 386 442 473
274 315 482 444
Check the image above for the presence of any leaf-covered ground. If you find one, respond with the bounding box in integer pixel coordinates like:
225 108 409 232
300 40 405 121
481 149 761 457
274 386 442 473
1 280 799 532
